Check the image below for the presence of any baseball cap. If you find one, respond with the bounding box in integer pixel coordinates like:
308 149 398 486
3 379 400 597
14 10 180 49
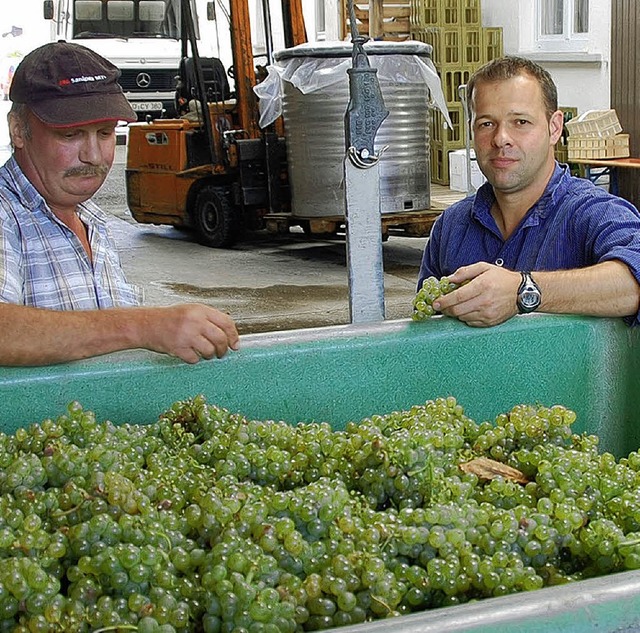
10 41 137 127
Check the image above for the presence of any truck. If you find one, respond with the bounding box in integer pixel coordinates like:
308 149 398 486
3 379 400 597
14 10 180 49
42 0 215 119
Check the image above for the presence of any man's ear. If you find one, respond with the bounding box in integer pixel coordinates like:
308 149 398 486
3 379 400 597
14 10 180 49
549 110 565 146
8 113 26 149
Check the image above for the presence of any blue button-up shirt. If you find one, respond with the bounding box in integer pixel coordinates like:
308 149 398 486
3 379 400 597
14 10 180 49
0 156 142 310
419 163 640 324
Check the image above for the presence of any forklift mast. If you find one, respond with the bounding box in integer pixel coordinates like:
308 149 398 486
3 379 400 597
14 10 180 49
231 0 307 139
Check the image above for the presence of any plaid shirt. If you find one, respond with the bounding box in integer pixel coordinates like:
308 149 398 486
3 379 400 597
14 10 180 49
0 156 142 309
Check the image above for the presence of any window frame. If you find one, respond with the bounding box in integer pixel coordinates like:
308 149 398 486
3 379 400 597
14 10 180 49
535 0 590 53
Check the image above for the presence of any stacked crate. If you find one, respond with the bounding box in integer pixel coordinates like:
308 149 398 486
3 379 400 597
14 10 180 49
555 107 578 166
341 1 412 41
565 109 630 160
410 0 503 184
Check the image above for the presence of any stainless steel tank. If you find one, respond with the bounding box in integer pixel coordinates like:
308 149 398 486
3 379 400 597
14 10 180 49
273 41 434 218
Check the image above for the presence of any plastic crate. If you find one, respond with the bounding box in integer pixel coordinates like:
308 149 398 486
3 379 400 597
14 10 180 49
567 134 630 160
414 0 461 26
482 26 504 62
430 136 467 184
565 109 623 138
430 142 452 184
411 26 461 66
441 66 473 103
463 27 482 65
462 0 481 25
431 102 465 145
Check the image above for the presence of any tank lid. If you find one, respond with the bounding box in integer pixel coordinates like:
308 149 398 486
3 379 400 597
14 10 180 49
274 40 433 62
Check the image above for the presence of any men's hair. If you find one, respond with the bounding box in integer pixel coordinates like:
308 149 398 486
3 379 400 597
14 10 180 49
467 56 558 120
8 103 31 148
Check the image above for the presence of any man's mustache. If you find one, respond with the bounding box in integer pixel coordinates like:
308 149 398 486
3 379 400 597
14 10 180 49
64 166 109 178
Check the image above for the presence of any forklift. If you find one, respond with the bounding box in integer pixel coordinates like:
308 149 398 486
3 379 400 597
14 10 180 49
125 0 307 247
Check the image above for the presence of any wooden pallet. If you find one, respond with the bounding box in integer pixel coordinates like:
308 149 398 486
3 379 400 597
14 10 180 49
342 0 412 40
264 209 442 239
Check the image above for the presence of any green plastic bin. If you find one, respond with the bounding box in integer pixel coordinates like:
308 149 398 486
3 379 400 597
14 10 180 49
2 313 640 631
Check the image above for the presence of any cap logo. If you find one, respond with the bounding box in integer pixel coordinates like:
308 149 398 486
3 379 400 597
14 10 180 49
58 74 108 87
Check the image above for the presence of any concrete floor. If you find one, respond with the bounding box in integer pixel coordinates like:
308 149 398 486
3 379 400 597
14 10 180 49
96 146 465 334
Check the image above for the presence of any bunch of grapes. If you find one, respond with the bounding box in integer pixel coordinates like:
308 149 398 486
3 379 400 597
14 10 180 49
412 276 459 321
1 396 640 631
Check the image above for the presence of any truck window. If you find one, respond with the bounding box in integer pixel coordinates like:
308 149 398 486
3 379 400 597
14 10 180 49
72 0 186 40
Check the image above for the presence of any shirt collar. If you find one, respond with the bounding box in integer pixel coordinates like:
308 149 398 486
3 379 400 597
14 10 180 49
2 155 42 211
2 154 107 228
471 162 571 225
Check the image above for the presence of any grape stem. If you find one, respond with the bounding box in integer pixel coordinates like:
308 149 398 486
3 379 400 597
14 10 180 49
51 491 93 517
93 626 138 633
371 594 394 614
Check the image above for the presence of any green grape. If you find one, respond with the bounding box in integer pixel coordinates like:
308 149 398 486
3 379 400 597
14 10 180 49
0 396 639 630
412 276 460 321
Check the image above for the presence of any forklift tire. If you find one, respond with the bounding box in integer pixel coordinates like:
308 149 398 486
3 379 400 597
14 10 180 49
193 186 237 248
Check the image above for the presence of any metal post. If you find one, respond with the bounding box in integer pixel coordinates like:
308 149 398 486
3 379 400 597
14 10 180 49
343 0 389 324
458 84 474 195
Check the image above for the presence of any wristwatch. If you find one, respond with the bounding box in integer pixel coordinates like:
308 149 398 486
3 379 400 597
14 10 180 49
516 272 542 314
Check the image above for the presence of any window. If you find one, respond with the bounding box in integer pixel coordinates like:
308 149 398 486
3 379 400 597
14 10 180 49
315 0 326 41
536 0 589 52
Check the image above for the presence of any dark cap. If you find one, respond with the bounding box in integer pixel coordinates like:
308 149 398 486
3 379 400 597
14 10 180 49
10 41 137 127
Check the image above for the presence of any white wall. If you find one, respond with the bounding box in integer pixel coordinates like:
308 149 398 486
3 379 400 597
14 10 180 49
481 0 611 114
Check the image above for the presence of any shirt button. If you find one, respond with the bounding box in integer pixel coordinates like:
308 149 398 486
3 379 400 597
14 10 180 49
495 258 504 267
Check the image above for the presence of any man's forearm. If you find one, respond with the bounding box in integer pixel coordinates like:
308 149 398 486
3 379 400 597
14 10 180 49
0 302 240 366
0 303 146 366
535 260 640 318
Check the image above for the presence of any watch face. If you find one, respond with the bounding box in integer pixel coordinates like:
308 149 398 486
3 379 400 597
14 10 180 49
517 273 541 313
521 291 540 309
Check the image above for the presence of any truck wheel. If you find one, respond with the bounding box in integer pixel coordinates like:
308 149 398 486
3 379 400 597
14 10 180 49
193 187 237 248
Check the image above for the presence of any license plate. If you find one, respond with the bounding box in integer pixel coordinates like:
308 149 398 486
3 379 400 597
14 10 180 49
131 101 163 111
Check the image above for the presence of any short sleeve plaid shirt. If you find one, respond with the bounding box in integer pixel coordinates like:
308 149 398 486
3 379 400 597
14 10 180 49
0 156 142 310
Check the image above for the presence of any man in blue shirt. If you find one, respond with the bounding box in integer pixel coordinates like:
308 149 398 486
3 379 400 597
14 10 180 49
418 56 640 327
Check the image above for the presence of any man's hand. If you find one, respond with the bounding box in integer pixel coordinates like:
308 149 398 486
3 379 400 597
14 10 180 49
140 304 240 363
0 302 240 366
433 262 522 327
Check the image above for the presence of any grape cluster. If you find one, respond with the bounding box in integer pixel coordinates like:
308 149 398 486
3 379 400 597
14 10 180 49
1 396 640 631
412 276 459 320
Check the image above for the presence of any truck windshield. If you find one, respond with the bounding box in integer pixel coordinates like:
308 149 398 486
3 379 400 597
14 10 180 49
72 0 197 40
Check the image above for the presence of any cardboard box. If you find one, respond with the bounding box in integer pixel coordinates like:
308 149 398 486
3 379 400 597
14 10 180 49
448 149 487 192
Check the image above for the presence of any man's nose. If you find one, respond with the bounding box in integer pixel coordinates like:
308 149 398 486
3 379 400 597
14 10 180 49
492 123 513 148
79 134 102 165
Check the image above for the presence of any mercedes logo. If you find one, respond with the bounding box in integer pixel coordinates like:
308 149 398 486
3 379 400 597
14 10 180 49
136 72 151 88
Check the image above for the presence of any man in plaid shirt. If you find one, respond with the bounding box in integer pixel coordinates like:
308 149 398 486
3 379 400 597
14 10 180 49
0 42 239 365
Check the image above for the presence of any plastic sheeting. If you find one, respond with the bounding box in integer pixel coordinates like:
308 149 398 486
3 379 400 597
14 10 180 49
254 40 452 130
